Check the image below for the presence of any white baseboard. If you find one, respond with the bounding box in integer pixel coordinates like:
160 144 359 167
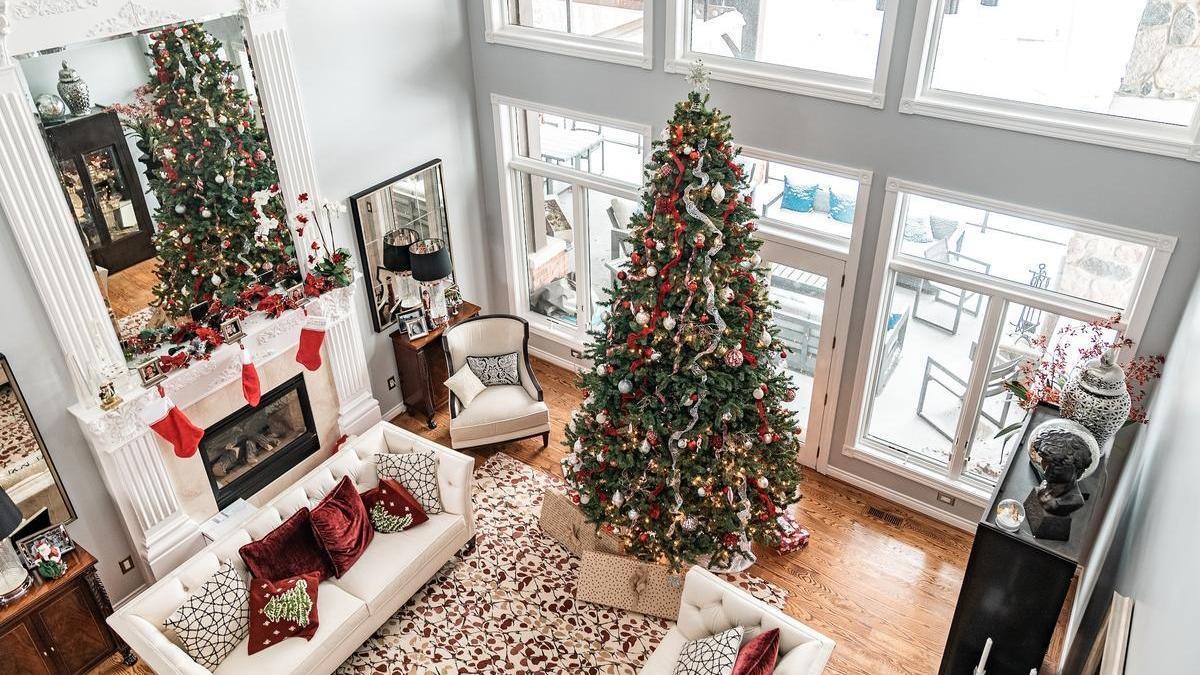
529 346 586 372
822 465 979 533
380 401 406 423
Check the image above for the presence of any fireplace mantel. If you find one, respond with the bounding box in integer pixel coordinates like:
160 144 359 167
0 0 383 581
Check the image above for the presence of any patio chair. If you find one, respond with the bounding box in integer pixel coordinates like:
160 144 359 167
916 352 1023 442
1009 263 1052 344
913 232 991 335
874 307 910 396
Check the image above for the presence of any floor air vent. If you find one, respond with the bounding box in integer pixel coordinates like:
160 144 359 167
867 506 905 527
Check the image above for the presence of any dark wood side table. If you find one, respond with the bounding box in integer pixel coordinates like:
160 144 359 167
0 545 136 675
390 301 481 429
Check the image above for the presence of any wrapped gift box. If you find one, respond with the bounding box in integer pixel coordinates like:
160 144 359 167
539 489 624 557
576 550 685 621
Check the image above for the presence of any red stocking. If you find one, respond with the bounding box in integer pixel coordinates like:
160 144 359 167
141 387 204 458
296 313 327 371
241 346 261 407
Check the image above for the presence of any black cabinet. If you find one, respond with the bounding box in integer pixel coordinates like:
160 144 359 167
940 404 1110 675
44 110 156 273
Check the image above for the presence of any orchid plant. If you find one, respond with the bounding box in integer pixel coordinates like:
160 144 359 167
996 314 1164 438
294 192 353 290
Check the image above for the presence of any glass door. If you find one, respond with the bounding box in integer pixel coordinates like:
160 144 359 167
759 240 845 468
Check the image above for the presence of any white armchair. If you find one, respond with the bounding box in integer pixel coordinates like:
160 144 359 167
441 314 551 450
640 567 834 674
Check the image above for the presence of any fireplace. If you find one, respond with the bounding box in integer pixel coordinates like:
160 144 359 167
199 374 319 509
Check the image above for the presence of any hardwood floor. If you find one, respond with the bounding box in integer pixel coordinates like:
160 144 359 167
105 257 158 318
393 358 973 675
97 357 972 675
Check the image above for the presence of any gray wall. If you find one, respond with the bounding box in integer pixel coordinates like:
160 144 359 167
0 0 485 600
464 0 1200 523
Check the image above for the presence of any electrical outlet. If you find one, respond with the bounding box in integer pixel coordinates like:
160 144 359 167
118 556 136 574
387 376 396 390
936 491 956 506
570 349 584 359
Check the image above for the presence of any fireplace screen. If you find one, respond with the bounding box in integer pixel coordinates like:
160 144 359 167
199 374 319 509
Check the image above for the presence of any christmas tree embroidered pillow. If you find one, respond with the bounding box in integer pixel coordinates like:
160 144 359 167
247 571 321 654
239 507 335 582
361 477 429 533
309 476 373 577
376 449 443 514
163 560 249 670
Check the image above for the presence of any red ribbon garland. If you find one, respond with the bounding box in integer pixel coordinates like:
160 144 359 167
755 486 777 517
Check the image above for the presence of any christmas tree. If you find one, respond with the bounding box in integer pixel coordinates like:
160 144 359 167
263 579 313 626
562 65 804 572
143 23 295 319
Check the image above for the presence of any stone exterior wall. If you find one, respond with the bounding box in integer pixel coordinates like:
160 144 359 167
1121 1 1200 100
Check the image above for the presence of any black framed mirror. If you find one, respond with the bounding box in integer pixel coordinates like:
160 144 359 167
350 159 454 332
0 354 75 543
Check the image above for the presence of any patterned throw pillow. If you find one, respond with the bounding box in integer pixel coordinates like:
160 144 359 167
361 477 429 533
672 626 745 675
247 572 321 655
376 449 443 514
164 561 250 670
466 352 521 386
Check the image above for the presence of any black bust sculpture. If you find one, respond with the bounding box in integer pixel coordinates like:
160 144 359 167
1023 422 1099 540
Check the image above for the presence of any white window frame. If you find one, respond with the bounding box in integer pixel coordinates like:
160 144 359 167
492 94 652 348
484 0 653 69
844 179 1176 502
900 0 1200 161
665 0 901 109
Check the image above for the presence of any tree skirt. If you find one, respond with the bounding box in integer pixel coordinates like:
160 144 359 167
338 453 787 674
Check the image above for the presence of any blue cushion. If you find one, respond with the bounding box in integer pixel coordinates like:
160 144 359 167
781 177 816 213
830 190 856 224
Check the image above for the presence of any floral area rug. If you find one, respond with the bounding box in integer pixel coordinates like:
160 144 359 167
339 453 787 674
0 382 44 492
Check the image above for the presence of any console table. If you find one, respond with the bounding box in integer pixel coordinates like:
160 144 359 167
940 404 1110 675
0 545 135 674
390 302 481 428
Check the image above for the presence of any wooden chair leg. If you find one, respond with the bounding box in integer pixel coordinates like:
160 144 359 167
541 432 549 448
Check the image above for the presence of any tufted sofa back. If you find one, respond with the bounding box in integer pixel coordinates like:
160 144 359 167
676 567 834 675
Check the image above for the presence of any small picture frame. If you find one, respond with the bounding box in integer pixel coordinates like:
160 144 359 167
220 317 245 343
16 524 74 569
395 308 424 334
285 282 308 307
404 316 429 340
137 358 166 387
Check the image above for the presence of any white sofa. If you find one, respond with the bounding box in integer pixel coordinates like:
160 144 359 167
639 567 835 675
108 422 475 675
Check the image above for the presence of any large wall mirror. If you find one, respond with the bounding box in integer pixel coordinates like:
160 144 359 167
17 13 298 373
350 160 454 332
0 354 75 542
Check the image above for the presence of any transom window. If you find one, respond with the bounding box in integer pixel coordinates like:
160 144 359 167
853 181 1173 494
736 149 869 247
493 98 649 344
485 0 653 68
667 0 899 107
903 0 1200 159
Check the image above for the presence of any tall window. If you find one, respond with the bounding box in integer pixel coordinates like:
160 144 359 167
667 0 899 107
494 98 649 345
485 0 653 68
736 149 869 247
853 182 1173 494
903 0 1200 158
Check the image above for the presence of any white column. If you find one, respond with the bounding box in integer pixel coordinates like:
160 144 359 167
243 4 381 435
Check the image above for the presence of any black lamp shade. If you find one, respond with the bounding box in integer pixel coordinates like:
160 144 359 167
0 488 20 539
383 228 419 272
410 239 453 282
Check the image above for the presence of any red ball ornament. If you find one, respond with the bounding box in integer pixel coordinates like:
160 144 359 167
723 532 740 547
690 393 699 402
689 151 699 161
700 314 710 323
647 430 660 446
687 440 697 450
724 348 745 367
687 280 699 293
745 196 754 206
617 271 627 281
642 347 655 358
622 300 631 309
639 532 650 543
746 222 757 231
644 237 656 249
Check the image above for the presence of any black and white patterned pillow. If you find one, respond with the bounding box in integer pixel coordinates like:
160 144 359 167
466 352 521 386
672 626 744 675
376 449 443 514
164 561 250 670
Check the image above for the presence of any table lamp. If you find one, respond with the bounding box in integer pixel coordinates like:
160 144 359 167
0 487 32 604
382 228 421 311
410 238 453 327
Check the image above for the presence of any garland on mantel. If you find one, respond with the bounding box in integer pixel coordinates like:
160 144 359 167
122 193 353 376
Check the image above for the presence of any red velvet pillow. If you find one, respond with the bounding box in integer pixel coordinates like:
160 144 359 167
309 476 373 577
361 478 429 533
732 627 780 675
247 572 321 655
239 507 334 582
